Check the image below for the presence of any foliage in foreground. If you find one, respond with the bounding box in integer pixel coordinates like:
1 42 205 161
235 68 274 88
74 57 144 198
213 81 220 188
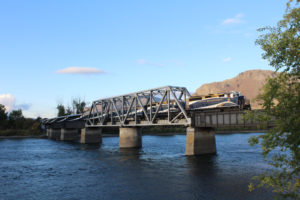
247 1 300 198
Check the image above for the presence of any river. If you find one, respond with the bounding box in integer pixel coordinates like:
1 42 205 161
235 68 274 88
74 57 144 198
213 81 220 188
0 133 273 200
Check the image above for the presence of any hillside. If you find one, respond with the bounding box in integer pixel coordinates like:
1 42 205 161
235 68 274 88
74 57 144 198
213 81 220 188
193 70 276 109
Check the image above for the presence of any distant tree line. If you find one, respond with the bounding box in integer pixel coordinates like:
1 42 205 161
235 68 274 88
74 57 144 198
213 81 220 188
0 104 41 135
56 97 87 117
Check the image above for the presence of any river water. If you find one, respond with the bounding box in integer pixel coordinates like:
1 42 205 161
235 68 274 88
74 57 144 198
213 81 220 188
0 133 273 200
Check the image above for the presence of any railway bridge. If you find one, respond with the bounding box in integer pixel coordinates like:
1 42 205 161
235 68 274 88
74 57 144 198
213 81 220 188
43 86 269 155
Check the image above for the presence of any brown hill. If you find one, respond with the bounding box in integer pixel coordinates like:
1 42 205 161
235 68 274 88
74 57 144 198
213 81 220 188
193 69 276 109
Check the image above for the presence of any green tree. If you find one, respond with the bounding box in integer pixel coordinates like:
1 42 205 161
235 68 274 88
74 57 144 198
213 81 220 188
9 109 24 129
0 104 7 121
72 98 86 114
248 1 300 198
56 104 66 117
0 104 8 129
22 118 34 129
31 117 41 131
65 105 73 115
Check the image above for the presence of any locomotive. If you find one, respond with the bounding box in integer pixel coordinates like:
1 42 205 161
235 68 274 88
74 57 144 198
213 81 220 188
186 91 250 111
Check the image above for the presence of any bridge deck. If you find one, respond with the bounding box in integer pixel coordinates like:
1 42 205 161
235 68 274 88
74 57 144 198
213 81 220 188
192 110 274 128
43 86 274 129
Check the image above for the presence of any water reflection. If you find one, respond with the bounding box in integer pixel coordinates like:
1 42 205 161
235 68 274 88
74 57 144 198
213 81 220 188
186 155 218 175
0 133 274 200
79 143 101 151
118 148 142 161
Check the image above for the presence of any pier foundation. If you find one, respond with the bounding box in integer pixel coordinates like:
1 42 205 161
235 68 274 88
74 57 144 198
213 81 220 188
80 127 102 144
185 127 216 156
46 129 50 137
61 128 78 141
119 127 142 148
49 128 61 140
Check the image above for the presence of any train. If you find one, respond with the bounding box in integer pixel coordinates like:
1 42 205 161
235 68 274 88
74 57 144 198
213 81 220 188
186 91 250 111
86 91 250 122
128 91 250 117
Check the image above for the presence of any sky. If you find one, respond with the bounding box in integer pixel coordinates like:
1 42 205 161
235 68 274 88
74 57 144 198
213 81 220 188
0 0 287 118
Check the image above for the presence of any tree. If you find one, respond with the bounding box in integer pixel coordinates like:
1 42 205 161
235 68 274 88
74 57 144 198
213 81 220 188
0 104 7 121
56 98 87 116
64 105 73 115
56 104 66 117
8 109 24 129
248 1 300 198
72 98 86 114
0 104 8 129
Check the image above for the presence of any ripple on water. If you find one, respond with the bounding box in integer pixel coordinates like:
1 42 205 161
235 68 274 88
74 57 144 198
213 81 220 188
0 133 274 200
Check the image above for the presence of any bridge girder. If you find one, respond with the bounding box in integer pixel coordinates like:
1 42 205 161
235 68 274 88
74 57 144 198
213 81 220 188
86 86 192 127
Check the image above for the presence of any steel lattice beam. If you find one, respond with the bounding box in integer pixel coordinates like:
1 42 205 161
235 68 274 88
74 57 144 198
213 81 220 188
85 86 192 127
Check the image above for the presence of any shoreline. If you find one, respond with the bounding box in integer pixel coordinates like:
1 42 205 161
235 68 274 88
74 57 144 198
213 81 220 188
0 130 268 139
0 135 47 139
215 130 268 134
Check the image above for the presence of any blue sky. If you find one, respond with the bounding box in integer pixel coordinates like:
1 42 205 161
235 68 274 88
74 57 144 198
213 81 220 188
0 0 286 118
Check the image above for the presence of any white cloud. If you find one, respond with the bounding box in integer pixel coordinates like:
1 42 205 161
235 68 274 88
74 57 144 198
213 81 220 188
137 59 164 67
0 94 31 112
55 67 105 75
223 57 232 62
0 94 15 112
222 13 245 25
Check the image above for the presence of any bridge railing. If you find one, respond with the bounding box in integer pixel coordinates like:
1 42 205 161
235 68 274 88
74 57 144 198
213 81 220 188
86 86 192 127
192 110 275 128
42 114 85 129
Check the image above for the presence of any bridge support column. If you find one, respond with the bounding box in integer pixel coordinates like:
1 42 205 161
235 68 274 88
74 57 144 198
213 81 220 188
61 128 78 141
119 127 142 148
49 128 61 140
80 127 102 144
48 129 53 139
185 127 216 156
46 128 50 137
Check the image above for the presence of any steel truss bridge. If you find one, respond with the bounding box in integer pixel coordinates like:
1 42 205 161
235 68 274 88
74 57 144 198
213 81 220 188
43 85 273 129
86 86 191 127
42 114 85 129
42 85 275 156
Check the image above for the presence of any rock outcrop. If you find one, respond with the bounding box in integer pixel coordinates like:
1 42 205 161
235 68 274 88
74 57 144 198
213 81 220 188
194 70 276 109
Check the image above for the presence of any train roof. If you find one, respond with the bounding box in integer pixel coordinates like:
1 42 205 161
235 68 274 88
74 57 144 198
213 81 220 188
190 91 242 100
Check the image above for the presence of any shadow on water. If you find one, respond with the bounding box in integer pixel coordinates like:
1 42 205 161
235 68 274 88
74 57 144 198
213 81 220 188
79 143 101 150
118 148 142 160
186 154 218 176
0 133 276 200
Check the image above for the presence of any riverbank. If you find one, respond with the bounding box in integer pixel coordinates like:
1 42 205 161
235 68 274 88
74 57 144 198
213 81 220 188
0 135 47 139
0 129 42 137
0 127 269 139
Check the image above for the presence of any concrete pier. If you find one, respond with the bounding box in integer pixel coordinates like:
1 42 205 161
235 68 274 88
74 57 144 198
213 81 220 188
61 128 78 141
80 127 102 144
49 128 61 140
119 127 142 148
46 129 50 137
185 127 216 156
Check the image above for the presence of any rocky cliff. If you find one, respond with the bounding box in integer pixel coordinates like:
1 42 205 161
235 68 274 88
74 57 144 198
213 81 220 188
194 70 276 109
